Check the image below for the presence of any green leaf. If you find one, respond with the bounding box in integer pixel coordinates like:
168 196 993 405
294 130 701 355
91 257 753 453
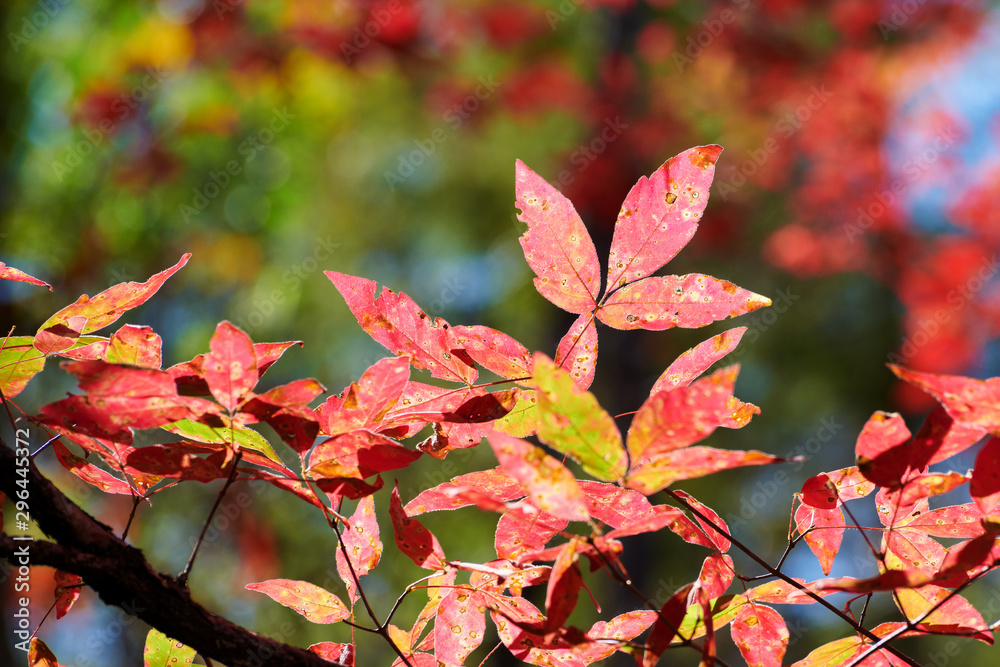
143 629 196 667
164 418 282 464
533 353 626 481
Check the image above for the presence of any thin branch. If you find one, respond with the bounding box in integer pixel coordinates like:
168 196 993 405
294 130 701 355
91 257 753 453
178 450 243 587
665 488 922 667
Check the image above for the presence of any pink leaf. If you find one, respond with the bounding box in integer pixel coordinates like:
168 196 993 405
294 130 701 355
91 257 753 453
628 365 760 466
54 570 83 619
495 503 568 561
606 145 722 292
245 579 351 623
451 325 533 381
699 553 735 599
731 603 789 667
794 501 845 575
486 431 590 522
553 313 598 390
543 540 583 632
434 588 486 666
389 485 447 570
673 489 731 552
596 274 770 331
317 356 410 435
626 446 785 495
0 262 51 290
34 254 189 355
53 441 133 495
405 467 524 515
971 436 1000 516
203 322 258 412
336 495 383 604
104 325 163 369
326 272 477 384
652 326 747 393
308 643 354 666
307 431 422 480
889 365 1000 433
514 159 601 314
576 481 652 530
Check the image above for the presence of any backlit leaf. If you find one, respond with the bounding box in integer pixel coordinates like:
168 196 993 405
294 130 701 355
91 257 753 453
389 484 447 570
673 489 731 552
487 431 590 522
0 262 51 290
534 353 626 482
598 274 771 331
34 254 189 355
308 430 421 480
405 467 524 515
326 271 477 384
894 585 992 643
336 495 383 604
628 365 760 465
143 629 196 667
53 441 133 495
435 587 486 666
699 553 735 599
896 502 986 538
28 638 66 667
890 365 1000 433
553 313 598 390
576 481 652 530
308 642 355 666
451 325 533 381
543 540 583 631
515 159 601 314
105 324 162 369
626 446 785 495
203 321 258 412
791 636 864 667
971 436 1000 516
606 145 722 292
731 603 789 667
245 579 351 623
317 356 409 435
794 501 845 575
652 326 747 393
0 335 46 397
495 503 568 561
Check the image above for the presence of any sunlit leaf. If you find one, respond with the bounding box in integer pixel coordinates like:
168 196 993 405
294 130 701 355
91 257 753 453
515 159 601 314
0 262 51 290
553 313 598 390
533 353 626 482
597 274 771 331
54 570 83 620
652 326 747 393
245 579 351 624
34 254 190 355
606 145 722 293
486 431 590 522
389 484 447 570
336 495 383 604
143 629 196 667
435 587 486 666
731 602 789 667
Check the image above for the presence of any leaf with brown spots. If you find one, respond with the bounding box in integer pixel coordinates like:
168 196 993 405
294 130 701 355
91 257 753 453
34 254 189 355
597 274 771 331
794 500 845 576
336 495 383 603
515 159 601 314
53 441 133 495
0 262 51 290
971 436 1000 517
435 587 487 667
143 629 196 667
28 638 66 667
245 579 351 624
553 312 598 391
389 484 448 570
495 502 568 561
54 570 83 620
486 431 590 522
731 603 789 667
202 321 258 412
0 335 46 397
307 430 422 481
450 325 533 381
405 467 524 515
652 326 747 393
626 446 786 495
889 365 1000 433
326 271 477 384
533 353 626 482
606 145 722 293
628 365 760 467
317 356 409 436
104 324 163 368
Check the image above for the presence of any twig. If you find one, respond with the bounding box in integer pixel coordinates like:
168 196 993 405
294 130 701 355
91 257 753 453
177 450 243 587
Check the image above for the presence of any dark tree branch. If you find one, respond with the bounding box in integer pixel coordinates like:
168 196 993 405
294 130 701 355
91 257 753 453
0 436 344 667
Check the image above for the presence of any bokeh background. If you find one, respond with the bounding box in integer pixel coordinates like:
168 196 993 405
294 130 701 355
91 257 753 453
3 0 1000 665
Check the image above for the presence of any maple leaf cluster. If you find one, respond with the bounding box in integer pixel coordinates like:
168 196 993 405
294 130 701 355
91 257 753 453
4 145 1000 667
